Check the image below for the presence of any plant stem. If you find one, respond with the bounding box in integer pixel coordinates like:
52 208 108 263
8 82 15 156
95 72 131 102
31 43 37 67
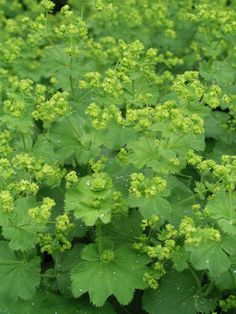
69 55 75 100
188 265 203 295
175 176 226 205
69 74 75 99
203 281 214 297
97 223 102 255
66 116 81 140
21 132 27 151
40 274 57 278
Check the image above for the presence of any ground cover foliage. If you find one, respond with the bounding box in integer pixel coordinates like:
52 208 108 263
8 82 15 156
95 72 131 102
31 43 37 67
1 0 236 313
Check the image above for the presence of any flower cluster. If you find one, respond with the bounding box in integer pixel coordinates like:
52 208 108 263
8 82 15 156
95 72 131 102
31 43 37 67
179 216 221 246
65 171 79 189
129 173 167 198
28 197 55 222
187 151 236 191
37 232 72 254
220 295 236 312
32 91 70 125
56 214 74 232
133 220 178 289
0 191 14 213
0 131 12 156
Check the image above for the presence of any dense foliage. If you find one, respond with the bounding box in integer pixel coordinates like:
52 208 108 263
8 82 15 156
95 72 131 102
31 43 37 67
1 0 236 313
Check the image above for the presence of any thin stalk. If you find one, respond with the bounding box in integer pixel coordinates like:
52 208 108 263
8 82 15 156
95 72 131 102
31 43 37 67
66 116 81 140
0 260 22 265
176 173 192 179
189 265 203 295
203 281 214 297
97 223 102 255
21 132 27 151
175 176 226 205
131 80 135 95
69 74 75 100
40 274 57 279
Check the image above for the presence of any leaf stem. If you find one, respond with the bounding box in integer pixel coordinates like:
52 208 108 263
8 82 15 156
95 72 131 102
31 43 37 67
21 132 27 151
203 281 214 297
66 116 81 140
188 264 203 295
40 273 57 278
175 176 225 205
97 222 102 255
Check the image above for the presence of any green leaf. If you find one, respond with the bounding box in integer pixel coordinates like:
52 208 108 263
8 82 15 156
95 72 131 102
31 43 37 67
143 271 198 314
47 114 83 161
188 241 230 277
54 245 83 297
71 244 149 306
104 159 135 197
128 195 172 221
64 175 114 226
95 122 137 150
194 295 218 314
102 210 142 246
214 255 236 290
32 135 61 163
171 246 189 271
205 191 236 235
48 113 99 163
2 197 44 251
168 185 196 227
128 136 157 169
204 111 229 139
221 235 236 256
0 241 40 301
200 60 235 86
0 291 115 314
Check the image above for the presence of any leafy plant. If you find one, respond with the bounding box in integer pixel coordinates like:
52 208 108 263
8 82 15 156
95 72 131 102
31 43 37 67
1 0 236 313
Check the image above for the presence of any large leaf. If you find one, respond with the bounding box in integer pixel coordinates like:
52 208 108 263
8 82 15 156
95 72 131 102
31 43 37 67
128 194 172 221
128 136 158 169
102 210 142 246
0 291 115 314
47 112 99 163
0 242 40 301
188 241 230 277
71 244 149 306
143 271 198 314
2 197 44 251
168 185 196 227
64 175 114 226
205 191 236 235
54 245 83 296
214 251 236 290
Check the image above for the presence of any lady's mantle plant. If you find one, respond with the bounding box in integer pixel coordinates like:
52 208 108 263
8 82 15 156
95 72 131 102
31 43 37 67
1 0 236 313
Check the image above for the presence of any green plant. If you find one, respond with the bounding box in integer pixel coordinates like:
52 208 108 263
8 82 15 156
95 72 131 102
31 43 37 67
1 0 236 313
